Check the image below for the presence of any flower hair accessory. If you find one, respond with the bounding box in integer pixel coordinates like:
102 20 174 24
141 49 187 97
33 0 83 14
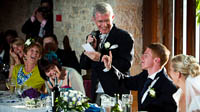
44 51 62 66
183 56 190 65
24 38 35 47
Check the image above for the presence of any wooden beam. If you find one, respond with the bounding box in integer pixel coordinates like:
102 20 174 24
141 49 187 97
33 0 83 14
186 0 196 56
174 0 183 55
143 0 153 50
163 0 171 51
163 0 171 71
151 0 158 43
143 0 158 50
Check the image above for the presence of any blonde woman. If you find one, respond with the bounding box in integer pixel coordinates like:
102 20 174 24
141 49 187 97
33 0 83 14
169 54 200 112
9 38 24 78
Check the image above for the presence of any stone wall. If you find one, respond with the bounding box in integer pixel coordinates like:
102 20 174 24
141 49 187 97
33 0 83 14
53 0 143 75
0 0 40 39
0 0 144 76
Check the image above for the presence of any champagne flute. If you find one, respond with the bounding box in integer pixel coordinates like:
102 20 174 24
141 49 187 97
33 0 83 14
5 79 11 90
9 79 16 94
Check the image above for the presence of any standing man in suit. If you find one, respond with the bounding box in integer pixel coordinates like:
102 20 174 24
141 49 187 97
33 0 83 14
80 2 134 104
102 43 177 112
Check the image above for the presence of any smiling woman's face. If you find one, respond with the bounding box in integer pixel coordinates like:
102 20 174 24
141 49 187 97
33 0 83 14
45 65 59 79
25 46 41 63
12 44 24 56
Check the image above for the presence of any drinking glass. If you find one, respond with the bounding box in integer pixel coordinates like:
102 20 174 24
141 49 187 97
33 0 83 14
6 79 16 94
5 79 11 90
100 94 111 107
122 94 133 112
100 94 113 112
7 79 16 94
15 84 23 96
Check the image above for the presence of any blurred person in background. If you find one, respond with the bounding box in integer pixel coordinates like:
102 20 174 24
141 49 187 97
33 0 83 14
9 38 25 79
63 35 81 74
0 30 18 79
42 34 81 74
22 0 53 39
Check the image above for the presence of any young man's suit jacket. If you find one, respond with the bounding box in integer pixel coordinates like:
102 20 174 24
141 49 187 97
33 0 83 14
118 69 177 112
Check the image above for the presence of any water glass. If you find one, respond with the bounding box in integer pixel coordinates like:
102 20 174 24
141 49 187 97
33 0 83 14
122 94 133 112
100 94 111 107
6 79 16 94
15 84 23 95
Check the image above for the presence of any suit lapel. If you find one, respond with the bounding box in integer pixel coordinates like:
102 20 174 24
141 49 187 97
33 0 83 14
141 69 164 106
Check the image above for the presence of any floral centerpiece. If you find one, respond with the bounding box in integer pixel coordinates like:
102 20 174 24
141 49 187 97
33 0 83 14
21 88 41 108
56 90 90 112
21 87 40 99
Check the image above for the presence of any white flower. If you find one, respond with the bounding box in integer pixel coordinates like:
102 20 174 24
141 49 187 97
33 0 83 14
77 101 82 105
25 39 31 46
64 92 68 96
69 93 74 97
104 42 111 49
63 97 68 101
149 88 156 98
72 97 76 102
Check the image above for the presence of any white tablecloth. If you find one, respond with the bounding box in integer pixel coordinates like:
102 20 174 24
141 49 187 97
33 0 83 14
0 91 50 112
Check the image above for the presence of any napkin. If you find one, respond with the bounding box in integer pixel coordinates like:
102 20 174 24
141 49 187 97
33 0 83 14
85 104 101 112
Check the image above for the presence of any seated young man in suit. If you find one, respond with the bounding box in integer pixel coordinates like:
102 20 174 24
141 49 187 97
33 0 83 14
102 43 177 112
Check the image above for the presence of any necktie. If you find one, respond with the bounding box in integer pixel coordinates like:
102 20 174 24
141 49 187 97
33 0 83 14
140 78 153 98
38 26 44 37
99 34 107 49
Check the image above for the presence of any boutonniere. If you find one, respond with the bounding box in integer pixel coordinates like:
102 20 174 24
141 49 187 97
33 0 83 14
104 42 119 50
104 42 111 49
149 88 156 98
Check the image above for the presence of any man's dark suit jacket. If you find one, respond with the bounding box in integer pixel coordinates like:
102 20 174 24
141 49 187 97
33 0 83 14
22 18 53 38
80 24 134 102
116 68 177 112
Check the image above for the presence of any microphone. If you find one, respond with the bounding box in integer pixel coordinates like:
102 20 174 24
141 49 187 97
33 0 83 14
89 30 97 46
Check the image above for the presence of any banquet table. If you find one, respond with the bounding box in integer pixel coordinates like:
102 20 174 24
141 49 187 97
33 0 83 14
0 91 50 112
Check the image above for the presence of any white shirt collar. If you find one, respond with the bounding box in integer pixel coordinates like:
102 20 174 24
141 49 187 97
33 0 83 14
148 68 162 80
